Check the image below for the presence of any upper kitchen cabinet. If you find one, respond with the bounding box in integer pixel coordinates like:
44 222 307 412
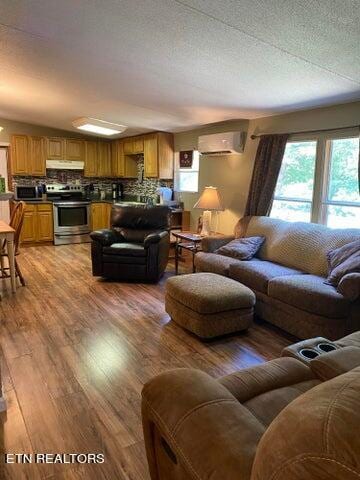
29 136 46 176
143 132 174 179
143 134 158 178
97 141 112 177
10 134 46 176
111 140 125 177
132 136 144 154
123 136 144 155
84 141 98 177
157 132 174 179
10 134 28 175
65 139 84 161
47 137 64 159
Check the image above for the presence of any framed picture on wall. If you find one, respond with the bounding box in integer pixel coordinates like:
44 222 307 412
179 150 193 168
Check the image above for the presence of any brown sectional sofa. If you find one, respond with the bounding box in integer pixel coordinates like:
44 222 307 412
142 332 360 480
195 216 360 339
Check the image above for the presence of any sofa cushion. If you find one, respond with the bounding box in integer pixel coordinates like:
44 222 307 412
102 254 146 265
194 252 240 276
325 239 360 286
268 274 352 318
166 273 255 314
103 242 147 256
229 260 304 294
242 216 360 276
215 236 265 260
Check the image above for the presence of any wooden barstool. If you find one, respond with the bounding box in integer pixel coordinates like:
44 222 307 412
0 201 26 287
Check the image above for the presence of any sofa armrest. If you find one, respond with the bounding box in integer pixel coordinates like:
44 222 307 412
90 229 121 246
142 368 264 480
201 235 235 253
337 272 360 301
144 230 168 248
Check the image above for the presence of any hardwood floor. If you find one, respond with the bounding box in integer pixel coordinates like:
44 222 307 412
0 244 294 479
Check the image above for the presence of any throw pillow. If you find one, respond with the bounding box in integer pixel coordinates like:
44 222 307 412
325 239 360 286
337 273 360 301
215 236 265 260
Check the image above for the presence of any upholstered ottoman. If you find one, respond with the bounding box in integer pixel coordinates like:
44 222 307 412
165 272 255 339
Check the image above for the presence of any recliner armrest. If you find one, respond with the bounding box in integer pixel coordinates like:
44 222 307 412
142 368 263 480
144 231 168 247
310 346 360 381
90 229 121 246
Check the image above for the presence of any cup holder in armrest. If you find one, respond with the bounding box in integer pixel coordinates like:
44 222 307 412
317 343 337 353
299 348 320 360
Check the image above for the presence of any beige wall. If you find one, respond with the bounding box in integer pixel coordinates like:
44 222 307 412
175 101 360 234
0 117 93 143
174 119 249 234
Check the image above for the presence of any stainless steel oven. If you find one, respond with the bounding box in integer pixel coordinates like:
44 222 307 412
53 201 91 245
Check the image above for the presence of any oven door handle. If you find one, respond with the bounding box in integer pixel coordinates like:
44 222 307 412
53 202 90 207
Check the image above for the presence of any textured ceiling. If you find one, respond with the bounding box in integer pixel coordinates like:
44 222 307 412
0 0 359 136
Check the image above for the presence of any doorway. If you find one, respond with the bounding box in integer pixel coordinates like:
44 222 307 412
0 147 10 222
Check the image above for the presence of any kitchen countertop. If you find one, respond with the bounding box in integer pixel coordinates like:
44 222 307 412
17 198 184 211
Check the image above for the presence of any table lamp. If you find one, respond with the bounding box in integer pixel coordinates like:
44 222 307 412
193 186 224 236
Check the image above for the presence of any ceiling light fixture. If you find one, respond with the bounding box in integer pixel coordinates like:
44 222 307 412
72 117 127 136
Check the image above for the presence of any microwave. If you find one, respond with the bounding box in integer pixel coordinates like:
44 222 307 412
15 185 41 200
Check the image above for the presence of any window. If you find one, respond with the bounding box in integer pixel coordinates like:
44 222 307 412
174 150 200 193
270 130 360 228
322 137 360 228
271 141 317 222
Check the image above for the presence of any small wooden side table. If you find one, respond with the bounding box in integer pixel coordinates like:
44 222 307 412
173 231 203 274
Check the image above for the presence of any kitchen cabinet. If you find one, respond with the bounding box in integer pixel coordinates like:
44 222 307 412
10 134 46 176
65 139 84 161
29 136 46 176
20 203 53 244
21 204 37 243
143 132 174 179
157 132 174 179
37 204 54 241
11 134 29 175
112 140 137 178
143 135 158 177
84 141 98 177
123 140 134 155
47 137 64 159
91 202 112 230
132 136 144 154
123 136 144 155
97 142 112 177
124 156 138 178
111 140 125 177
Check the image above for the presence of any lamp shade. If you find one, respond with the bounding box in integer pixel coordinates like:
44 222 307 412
193 186 224 211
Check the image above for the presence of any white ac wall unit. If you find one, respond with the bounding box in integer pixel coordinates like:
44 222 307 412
198 131 246 155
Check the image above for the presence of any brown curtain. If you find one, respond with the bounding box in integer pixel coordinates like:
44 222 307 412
245 134 289 216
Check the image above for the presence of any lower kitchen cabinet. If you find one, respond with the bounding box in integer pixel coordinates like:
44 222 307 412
91 203 112 231
20 203 54 244
37 204 54 241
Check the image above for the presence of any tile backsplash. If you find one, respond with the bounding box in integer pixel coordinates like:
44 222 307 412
13 156 173 197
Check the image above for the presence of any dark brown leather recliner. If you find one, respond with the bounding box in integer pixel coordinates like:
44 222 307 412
90 205 170 282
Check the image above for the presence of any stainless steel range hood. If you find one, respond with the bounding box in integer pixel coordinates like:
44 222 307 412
46 160 84 170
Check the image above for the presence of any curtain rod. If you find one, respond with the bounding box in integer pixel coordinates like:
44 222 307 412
250 124 360 139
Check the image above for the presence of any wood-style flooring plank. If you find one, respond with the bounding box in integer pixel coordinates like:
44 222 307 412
0 243 294 479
